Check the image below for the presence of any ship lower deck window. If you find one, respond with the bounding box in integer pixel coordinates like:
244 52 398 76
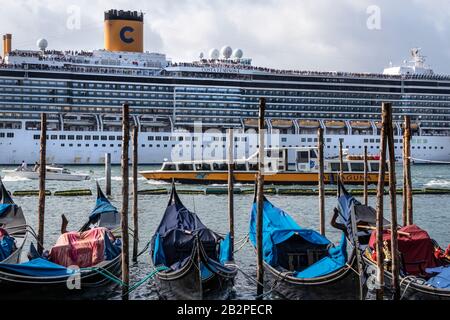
350 163 364 172
195 163 211 171
331 163 348 172
85 136 91 140
68 135 74 140
51 135 57 140
235 164 247 171
163 164 176 171
179 164 194 171
33 135 40 140
212 163 227 171
93 136 99 140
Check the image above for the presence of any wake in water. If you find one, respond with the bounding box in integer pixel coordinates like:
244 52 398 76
0 175 31 182
146 179 170 185
424 179 450 188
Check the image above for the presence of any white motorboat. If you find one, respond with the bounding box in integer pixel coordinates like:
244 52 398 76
2 165 91 181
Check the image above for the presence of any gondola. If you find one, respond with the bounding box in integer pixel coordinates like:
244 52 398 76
335 181 450 300
248 193 359 300
0 183 122 299
151 183 237 300
0 178 27 267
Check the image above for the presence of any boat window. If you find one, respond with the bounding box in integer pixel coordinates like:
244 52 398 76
248 163 258 171
310 149 317 158
350 162 364 172
212 163 227 171
162 164 176 171
178 164 193 171
195 163 211 171
330 162 349 172
296 151 309 163
235 163 247 171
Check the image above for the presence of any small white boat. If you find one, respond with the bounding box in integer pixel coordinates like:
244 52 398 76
2 165 90 181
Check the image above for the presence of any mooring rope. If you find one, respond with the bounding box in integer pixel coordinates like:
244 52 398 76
399 275 417 300
234 235 249 253
121 266 170 296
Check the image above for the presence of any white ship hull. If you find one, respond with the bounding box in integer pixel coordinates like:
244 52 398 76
1 129 449 165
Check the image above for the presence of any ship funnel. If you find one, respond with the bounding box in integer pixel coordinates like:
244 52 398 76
2 34 12 58
104 9 144 53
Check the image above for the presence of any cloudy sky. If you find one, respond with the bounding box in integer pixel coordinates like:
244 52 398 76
1 0 450 73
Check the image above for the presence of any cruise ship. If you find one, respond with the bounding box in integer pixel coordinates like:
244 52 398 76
0 9 449 165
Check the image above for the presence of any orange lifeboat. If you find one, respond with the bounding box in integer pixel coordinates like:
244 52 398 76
271 119 293 128
350 121 372 130
324 120 346 129
298 119 320 128
244 118 258 128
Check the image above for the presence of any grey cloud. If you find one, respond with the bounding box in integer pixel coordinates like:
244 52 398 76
1 0 449 74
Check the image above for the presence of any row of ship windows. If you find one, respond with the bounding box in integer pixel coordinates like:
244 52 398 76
0 133 14 138
4 78 450 101
33 134 123 141
36 143 444 151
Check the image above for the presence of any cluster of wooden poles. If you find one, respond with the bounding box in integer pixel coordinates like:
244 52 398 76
252 99 414 300
35 100 413 300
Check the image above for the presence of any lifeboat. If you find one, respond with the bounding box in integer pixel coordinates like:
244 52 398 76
244 118 259 128
140 116 170 127
324 120 346 129
271 119 293 129
350 121 372 130
347 154 380 161
298 120 320 128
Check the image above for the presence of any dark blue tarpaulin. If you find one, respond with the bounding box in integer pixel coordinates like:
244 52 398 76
0 258 75 277
0 204 15 217
249 197 331 267
151 184 225 270
89 184 118 221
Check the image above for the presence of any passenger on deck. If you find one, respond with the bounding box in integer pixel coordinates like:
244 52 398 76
33 161 40 172
18 161 27 171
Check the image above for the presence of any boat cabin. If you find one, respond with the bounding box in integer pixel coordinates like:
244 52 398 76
159 147 386 173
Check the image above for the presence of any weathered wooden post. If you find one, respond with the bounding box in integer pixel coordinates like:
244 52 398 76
375 103 388 300
339 139 344 181
105 153 111 196
404 116 413 225
256 97 266 299
37 113 47 254
121 104 130 300
132 125 139 263
364 145 369 205
227 129 235 255
385 103 400 300
318 127 325 236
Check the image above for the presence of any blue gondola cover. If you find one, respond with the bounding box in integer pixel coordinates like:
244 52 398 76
249 197 332 267
151 185 224 270
294 232 347 278
0 258 75 277
426 266 450 289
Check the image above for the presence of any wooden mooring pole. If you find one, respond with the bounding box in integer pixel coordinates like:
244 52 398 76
404 116 413 225
363 145 369 206
132 125 139 263
386 103 400 300
318 127 325 236
339 139 344 180
37 113 47 255
121 104 130 300
227 129 235 255
256 97 266 299
105 153 111 196
375 103 388 300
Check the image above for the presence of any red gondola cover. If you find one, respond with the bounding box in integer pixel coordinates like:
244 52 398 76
49 227 111 268
369 224 441 275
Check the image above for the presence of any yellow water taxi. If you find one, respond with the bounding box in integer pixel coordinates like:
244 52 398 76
140 147 388 185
